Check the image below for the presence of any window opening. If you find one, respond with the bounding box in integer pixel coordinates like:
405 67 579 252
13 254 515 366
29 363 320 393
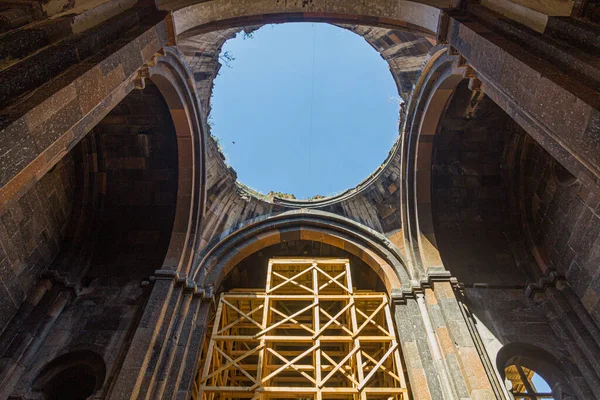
43 365 97 400
32 350 105 400
194 258 408 400
505 362 554 399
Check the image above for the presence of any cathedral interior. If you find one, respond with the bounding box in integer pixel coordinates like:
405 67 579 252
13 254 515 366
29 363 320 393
0 0 599 399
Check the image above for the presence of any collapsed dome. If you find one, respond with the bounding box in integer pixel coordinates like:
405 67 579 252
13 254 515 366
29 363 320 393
185 23 432 201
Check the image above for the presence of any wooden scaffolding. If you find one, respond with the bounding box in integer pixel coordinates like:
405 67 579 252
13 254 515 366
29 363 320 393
505 363 554 399
193 258 409 400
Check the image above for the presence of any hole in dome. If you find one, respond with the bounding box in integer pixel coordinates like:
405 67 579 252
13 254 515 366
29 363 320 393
209 23 401 200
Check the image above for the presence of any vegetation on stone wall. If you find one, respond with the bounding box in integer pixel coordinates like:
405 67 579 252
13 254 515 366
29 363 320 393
219 51 235 68
268 191 296 200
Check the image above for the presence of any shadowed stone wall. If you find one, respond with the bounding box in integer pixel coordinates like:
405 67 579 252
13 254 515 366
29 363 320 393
464 286 597 398
0 84 179 399
0 156 74 329
431 82 527 286
515 133 600 325
428 75 600 400
88 84 178 281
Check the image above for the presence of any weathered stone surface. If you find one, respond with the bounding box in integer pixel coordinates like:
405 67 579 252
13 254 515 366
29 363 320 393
1 2 600 400
0 82 180 398
0 9 169 208
431 81 528 285
0 155 74 329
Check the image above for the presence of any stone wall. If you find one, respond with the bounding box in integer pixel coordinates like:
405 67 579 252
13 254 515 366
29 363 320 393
0 155 74 331
22 84 179 397
0 0 138 39
431 82 528 285
519 136 600 324
0 83 180 398
428 77 600 399
466 286 597 398
0 5 167 205
182 24 430 253
88 84 178 281
9 277 151 398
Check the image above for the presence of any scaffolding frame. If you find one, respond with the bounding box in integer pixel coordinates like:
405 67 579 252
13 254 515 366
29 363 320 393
194 258 408 400
505 363 554 399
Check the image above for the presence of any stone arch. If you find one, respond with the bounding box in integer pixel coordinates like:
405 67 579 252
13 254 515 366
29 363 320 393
31 350 106 400
401 47 465 276
194 210 411 295
496 343 577 399
38 46 206 283
401 46 549 286
143 46 208 276
0 47 208 400
46 47 203 283
170 0 447 41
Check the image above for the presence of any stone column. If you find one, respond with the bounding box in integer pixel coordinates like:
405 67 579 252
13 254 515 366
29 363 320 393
393 280 499 400
431 281 496 399
393 295 445 400
109 277 175 399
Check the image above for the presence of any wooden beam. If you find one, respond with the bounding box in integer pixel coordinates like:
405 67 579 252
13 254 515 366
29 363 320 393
194 258 408 400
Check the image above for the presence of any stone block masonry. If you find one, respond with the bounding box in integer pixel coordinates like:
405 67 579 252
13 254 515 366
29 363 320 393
0 155 74 329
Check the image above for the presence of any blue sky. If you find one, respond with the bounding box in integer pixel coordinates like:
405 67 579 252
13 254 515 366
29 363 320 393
531 373 553 395
210 23 400 199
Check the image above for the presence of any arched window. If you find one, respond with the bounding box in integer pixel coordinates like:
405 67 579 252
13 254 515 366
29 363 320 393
504 359 554 399
32 350 106 400
40 364 98 400
497 343 574 400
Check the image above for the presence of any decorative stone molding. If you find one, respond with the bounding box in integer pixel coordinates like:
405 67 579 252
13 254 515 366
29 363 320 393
151 269 215 299
391 271 459 304
39 270 80 298
134 50 166 90
526 271 567 298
